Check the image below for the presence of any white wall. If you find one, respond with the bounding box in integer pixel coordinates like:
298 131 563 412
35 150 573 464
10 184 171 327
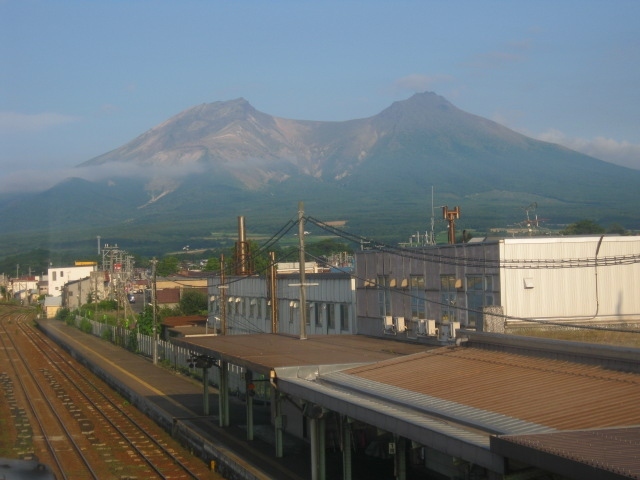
48 266 96 297
500 236 640 323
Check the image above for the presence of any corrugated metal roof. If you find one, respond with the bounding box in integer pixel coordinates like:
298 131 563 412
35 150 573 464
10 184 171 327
492 427 640 480
173 333 430 375
342 346 640 432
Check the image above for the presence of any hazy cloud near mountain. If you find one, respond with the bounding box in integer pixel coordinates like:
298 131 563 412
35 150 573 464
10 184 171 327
0 111 79 132
0 162 208 194
394 74 454 93
536 129 640 170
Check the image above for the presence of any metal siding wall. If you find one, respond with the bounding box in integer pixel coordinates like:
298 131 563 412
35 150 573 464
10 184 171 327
595 237 640 319
501 237 640 321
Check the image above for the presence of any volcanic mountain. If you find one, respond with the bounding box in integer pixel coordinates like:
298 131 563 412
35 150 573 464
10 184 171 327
2 92 640 257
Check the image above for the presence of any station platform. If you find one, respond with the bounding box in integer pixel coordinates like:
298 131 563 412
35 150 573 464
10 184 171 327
36 318 311 480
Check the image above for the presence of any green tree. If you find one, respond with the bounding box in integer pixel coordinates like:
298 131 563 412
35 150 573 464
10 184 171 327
55 307 72 322
607 223 626 235
560 219 605 235
179 289 208 315
202 257 221 272
157 256 180 276
226 240 271 275
136 305 155 335
306 239 353 257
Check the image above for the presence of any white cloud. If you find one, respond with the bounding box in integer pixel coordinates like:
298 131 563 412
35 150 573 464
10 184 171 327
0 111 79 133
467 36 534 71
470 51 524 70
100 104 121 114
394 74 454 93
0 161 209 194
536 129 640 170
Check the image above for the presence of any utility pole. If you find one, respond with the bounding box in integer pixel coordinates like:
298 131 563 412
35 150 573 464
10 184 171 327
298 202 307 340
236 216 250 275
268 251 278 333
151 257 158 365
219 254 226 336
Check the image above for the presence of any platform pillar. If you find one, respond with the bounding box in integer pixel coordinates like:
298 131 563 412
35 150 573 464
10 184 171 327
342 416 352 480
273 389 283 458
245 370 254 440
394 436 406 480
310 415 326 480
218 360 229 427
319 416 326 480
203 366 210 415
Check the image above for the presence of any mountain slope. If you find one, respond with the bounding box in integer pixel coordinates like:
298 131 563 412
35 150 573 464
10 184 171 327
2 92 640 258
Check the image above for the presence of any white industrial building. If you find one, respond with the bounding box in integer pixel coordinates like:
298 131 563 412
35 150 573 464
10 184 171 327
356 235 640 342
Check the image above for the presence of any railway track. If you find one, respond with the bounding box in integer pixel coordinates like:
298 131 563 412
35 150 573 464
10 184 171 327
0 304 221 479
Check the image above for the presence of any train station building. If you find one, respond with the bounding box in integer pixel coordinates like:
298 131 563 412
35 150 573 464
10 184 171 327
174 331 640 480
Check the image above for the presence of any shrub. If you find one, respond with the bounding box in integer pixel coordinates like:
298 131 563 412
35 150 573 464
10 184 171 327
55 307 71 322
79 318 92 334
101 328 113 342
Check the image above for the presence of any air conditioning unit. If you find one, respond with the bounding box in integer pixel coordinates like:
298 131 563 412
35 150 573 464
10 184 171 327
438 324 450 341
450 321 461 339
395 317 406 333
383 315 395 335
417 319 438 336
438 321 461 341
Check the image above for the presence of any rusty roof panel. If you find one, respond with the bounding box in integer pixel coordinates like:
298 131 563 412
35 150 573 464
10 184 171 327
492 427 640 480
344 346 640 432
173 334 431 375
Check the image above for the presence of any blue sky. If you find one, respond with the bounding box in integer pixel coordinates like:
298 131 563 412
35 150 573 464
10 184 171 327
1 0 639 192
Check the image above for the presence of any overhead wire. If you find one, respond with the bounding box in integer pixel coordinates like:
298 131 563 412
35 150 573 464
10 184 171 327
305 216 640 269
302 242 640 335
167 214 640 335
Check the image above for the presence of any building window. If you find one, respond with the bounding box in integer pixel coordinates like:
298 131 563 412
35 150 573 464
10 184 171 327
315 303 322 327
289 302 298 324
410 275 426 319
52 272 57 281
377 275 390 317
339 304 349 331
466 275 496 327
306 302 311 325
327 304 335 330
440 274 458 322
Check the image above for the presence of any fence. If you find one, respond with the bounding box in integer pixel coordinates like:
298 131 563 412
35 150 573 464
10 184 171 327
74 316 266 399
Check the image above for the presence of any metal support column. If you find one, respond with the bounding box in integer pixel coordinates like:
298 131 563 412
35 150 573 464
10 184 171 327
273 388 284 458
203 367 210 415
310 414 326 480
245 370 254 441
218 360 229 427
342 416 352 480
394 436 406 480
319 416 326 480
310 418 319 480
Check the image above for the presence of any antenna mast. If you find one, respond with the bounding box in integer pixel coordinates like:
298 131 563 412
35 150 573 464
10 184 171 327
429 186 435 245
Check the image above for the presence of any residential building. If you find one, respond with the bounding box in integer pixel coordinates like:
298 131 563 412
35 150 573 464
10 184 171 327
10 275 39 304
43 296 62 318
48 265 96 297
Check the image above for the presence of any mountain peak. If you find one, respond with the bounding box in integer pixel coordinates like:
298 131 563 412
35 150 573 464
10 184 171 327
177 97 257 121
5 92 640 246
